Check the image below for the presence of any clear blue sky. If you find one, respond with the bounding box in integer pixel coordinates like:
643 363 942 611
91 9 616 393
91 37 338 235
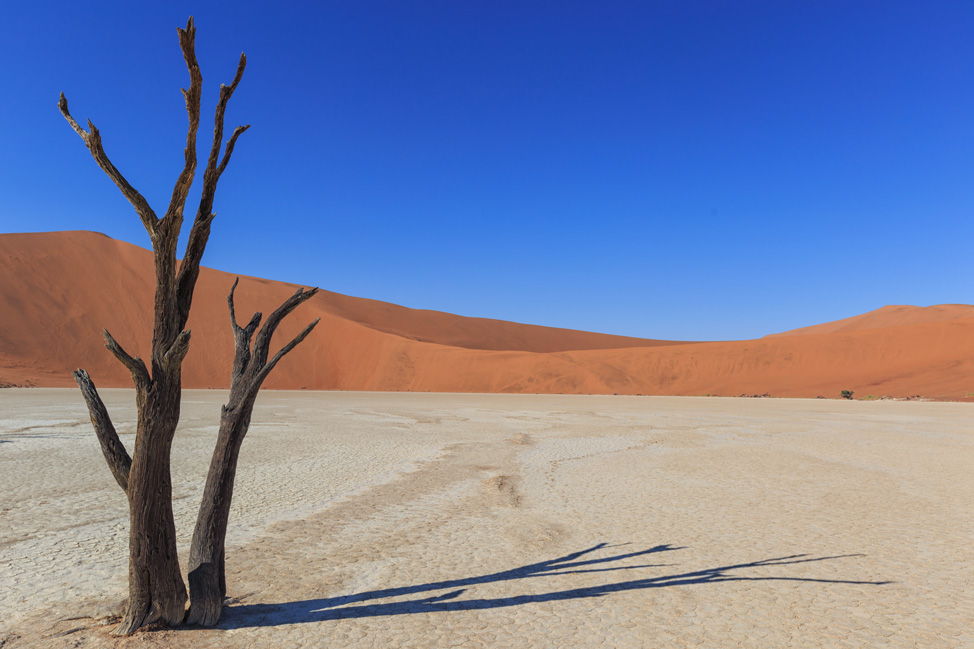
2 1 972 340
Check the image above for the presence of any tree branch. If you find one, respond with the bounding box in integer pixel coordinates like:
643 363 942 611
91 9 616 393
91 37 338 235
255 318 320 386
58 95 89 141
58 93 159 238
164 330 192 368
175 52 249 329
216 124 250 178
228 279 262 337
225 284 319 390
73 369 131 492
227 277 241 333
251 288 319 366
103 329 150 390
226 278 261 381
203 55 247 190
161 16 203 237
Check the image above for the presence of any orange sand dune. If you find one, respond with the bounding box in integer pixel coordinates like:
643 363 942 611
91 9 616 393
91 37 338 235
3 231 974 400
766 303 974 337
313 288 683 352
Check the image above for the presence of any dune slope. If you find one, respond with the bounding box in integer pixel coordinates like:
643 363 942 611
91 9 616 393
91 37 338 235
2 231 973 400
766 304 974 337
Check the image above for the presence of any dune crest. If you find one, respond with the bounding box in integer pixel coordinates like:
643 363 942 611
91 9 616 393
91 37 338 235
766 304 974 337
3 231 974 400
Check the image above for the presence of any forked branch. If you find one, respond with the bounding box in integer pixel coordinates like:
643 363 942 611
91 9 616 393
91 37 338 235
226 281 319 394
226 278 262 379
227 278 262 337
203 54 248 194
175 50 250 328
251 288 319 360
73 370 132 492
256 318 321 385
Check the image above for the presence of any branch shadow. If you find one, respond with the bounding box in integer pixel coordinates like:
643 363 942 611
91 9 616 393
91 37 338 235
218 543 890 629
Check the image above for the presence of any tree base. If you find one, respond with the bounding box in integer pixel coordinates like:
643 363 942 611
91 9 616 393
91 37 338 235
112 593 186 636
186 564 224 626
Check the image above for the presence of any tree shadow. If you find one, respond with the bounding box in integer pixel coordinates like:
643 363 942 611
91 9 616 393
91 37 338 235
218 543 890 629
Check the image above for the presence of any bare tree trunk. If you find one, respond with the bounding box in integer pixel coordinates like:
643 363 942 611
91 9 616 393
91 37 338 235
62 17 250 635
114 378 186 634
187 280 318 626
73 367 186 632
185 401 253 626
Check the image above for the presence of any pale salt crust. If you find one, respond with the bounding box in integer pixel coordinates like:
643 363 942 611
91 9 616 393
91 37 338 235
1 390 972 648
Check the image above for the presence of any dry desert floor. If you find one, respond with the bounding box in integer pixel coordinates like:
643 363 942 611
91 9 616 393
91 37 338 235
1 389 972 648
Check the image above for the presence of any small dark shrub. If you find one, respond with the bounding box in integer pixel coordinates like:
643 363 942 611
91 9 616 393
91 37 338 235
840 390 854 400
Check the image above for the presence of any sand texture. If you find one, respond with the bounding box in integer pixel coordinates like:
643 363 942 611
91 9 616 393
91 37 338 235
4 231 974 400
1 390 971 648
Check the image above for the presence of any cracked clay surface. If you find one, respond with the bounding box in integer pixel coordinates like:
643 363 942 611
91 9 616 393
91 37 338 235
1 391 972 648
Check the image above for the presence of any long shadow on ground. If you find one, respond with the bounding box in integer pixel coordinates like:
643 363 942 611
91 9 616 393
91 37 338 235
218 543 890 628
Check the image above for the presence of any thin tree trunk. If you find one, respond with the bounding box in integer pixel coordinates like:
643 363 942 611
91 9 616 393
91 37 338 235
186 400 253 625
186 281 318 625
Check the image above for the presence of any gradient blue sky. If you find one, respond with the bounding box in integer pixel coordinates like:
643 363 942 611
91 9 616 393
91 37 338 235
2 1 972 340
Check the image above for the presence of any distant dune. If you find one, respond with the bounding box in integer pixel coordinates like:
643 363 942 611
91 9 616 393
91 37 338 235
766 304 974 337
3 231 974 400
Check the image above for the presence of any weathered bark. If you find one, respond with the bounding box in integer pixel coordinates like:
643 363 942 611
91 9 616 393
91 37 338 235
73 369 131 492
115 374 186 635
61 17 249 635
187 280 318 626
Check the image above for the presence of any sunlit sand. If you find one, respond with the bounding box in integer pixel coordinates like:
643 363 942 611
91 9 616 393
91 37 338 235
2 389 971 647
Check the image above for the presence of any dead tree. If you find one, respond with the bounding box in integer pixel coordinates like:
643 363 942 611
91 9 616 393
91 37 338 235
187 280 319 625
61 18 253 635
